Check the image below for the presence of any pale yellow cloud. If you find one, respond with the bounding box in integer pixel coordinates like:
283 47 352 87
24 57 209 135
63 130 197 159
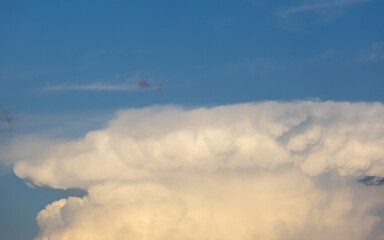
3 101 384 239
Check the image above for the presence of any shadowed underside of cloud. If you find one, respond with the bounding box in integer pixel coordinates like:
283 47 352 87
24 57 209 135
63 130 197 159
3 101 384 240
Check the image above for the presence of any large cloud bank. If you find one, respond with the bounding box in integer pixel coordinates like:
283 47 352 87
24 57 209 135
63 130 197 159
4 101 384 240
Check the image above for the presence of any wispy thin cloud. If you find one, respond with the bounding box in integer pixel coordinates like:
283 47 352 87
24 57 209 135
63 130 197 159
42 80 165 93
0 110 16 132
358 41 384 63
137 80 151 89
224 49 335 77
43 82 137 92
278 0 372 18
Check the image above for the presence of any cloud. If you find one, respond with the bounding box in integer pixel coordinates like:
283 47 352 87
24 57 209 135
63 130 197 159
42 79 164 92
358 41 384 63
359 176 384 185
278 0 373 18
137 79 151 89
3 101 384 239
0 110 16 132
42 82 137 92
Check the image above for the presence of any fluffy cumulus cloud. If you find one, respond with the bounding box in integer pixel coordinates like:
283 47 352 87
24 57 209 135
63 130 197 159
3 101 384 239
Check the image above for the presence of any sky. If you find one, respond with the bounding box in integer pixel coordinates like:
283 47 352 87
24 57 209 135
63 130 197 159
1 0 384 239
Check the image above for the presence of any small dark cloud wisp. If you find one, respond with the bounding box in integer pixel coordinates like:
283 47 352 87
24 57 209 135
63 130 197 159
137 80 165 93
0 110 16 132
359 176 384 186
137 80 151 89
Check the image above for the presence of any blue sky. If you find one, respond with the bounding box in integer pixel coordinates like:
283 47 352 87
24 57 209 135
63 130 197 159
1 0 384 239
1 0 384 114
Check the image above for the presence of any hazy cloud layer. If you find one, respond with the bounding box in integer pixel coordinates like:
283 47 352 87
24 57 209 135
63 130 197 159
43 82 137 91
358 41 384 63
42 79 163 92
278 0 373 18
3 101 384 239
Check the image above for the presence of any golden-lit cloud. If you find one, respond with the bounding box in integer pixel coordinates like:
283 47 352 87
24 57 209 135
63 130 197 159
3 101 384 239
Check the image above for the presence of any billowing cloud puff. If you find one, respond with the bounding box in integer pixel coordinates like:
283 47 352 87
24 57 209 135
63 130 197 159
3 101 384 239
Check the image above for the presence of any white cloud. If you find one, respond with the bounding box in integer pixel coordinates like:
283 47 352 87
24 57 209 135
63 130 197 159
42 77 157 92
42 82 138 92
3 101 384 239
278 0 373 18
358 41 384 63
